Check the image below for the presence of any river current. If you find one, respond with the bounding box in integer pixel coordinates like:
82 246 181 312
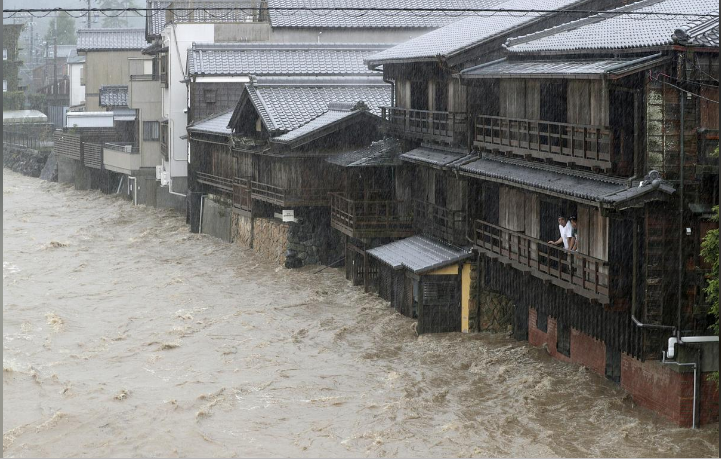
3 169 719 457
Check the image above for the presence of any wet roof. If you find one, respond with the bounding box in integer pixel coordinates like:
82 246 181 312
77 28 146 51
187 43 389 76
326 138 403 167
458 154 675 206
240 77 391 133
267 0 498 29
146 1 170 39
66 49 86 64
271 103 378 147
399 145 470 168
505 0 719 54
99 85 129 107
3 110 48 124
460 54 667 79
187 110 233 136
365 0 584 66
367 235 473 274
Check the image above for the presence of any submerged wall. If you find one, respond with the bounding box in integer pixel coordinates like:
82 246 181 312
3 144 51 178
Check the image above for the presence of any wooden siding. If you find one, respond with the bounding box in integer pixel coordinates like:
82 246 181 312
567 80 608 126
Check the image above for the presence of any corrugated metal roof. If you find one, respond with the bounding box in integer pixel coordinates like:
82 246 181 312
326 138 403 167
367 235 472 274
366 0 585 65
77 28 146 51
457 154 675 205
187 43 389 76
267 0 496 29
187 110 234 135
460 55 663 79
506 0 719 54
400 145 467 168
99 85 129 107
243 79 391 133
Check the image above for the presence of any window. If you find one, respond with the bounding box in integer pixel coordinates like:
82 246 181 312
536 311 547 333
3 49 7 60
410 81 429 110
160 121 169 159
143 121 160 141
3 80 6 92
204 88 217 104
556 321 570 357
159 53 168 87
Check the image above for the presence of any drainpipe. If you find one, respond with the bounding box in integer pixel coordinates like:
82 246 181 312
662 349 698 428
677 81 686 342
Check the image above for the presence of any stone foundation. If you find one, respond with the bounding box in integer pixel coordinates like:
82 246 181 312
252 217 290 266
3 143 51 177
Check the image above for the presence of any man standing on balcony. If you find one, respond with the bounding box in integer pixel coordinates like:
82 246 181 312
548 216 575 250
569 216 578 252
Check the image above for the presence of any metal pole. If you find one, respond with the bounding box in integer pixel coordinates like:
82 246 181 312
677 80 685 341
87 0 92 28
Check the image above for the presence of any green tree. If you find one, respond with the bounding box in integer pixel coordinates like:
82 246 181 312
44 13 77 45
99 0 139 28
700 146 719 386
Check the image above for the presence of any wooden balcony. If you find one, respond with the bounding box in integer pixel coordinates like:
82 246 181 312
473 219 609 303
197 172 233 194
232 176 252 213
250 181 337 207
413 200 467 245
474 115 613 171
381 106 467 144
329 192 415 239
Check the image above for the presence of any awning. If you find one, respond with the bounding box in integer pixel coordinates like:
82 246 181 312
399 145 472 169
460 54 670 80
367 235 473 274
113 108 137 121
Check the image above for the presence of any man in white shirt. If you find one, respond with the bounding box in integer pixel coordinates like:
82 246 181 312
548 216 575 250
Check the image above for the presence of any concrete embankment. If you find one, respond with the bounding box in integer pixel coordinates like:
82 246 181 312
2 143 56 180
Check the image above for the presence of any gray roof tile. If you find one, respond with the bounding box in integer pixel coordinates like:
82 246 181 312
99 85 129 107
366 0 585 65
367 235 473 273
460 55 662 78
271 104 374 145
77 28 146 51
187 43 388 76
506 0 719 54
187 110 234 135
146 1 170 39
243 78 391 132
267 0 499 29
400 145 468 167
326 137 403 167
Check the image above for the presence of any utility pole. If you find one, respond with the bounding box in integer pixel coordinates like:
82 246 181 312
87 0 92 28
29 21 34 65
53 17 58 96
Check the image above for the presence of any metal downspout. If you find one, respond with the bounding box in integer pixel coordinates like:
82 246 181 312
677 81 685 341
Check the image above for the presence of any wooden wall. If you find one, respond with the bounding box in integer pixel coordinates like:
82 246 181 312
567 80 608 126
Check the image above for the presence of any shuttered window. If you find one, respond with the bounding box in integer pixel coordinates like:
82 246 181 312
143 121 160 141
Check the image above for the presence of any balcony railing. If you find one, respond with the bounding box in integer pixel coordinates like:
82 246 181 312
104 142 139 154
381 107 467 144
413 200 467 245
329 192 415 239
197 171 233 194
474 115 613 171
130 74 158 82
473 219 609 302
233 176 253 212
250 181 337 207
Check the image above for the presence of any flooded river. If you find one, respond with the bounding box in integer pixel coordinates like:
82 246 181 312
3 169 719 457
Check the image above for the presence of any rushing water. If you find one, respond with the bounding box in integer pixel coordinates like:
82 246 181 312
2 169 719 458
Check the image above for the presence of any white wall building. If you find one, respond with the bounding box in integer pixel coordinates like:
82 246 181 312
67 50 86 108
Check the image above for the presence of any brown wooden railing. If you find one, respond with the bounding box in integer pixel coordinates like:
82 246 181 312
381 106 467 143
233 176 252 212
250 181 337 207
329 192 414 238
474 115 613 170
473 219 609 300
413 200 467 245
197 171 233 193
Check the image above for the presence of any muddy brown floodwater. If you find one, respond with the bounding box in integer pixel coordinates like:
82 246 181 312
2 169 719 458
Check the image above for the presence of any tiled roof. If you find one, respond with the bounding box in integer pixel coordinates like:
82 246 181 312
99 85 129 107
267 0 501 29
367 235 473 274
400 145 470 168
187 43 389 76
366 0 585 65
242 78 391 133
506 0 719 54
66 49 86 64
674 14 720 47
187 110 233 135
457 154 675 205
77 28 146 51
460 55 665 79
146 1 170 39
326 138 403 167
271 102 377 146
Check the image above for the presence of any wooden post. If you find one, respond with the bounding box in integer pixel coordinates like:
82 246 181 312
363 250 369 293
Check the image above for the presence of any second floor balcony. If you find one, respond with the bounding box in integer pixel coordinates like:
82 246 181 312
250 181 338 208
413 200 467 246
473 219 610 303
382 107 467 145
197 171 233 195
474 115 614 172
329 192 415 239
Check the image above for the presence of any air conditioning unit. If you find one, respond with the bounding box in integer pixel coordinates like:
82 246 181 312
155 165 162 180
123 145 132 153
160 171 169 187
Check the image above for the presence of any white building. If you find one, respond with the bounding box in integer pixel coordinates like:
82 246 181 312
66 49 86 109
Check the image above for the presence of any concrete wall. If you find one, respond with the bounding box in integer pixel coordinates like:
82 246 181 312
103 147 142 174
128 74 162 169
201 197 232 242
68 62 85 107
83 50 144 111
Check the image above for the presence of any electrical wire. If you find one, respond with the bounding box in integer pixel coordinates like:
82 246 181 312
649 71 720 104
